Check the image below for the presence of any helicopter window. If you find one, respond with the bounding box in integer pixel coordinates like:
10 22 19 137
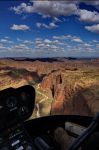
0 0 99 119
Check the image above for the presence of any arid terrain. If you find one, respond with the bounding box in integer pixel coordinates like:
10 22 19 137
0 58 99 119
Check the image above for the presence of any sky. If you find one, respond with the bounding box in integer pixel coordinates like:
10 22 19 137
0 0 99 58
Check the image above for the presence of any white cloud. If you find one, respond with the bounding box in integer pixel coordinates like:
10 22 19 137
10 24 30 31
10 43 32 52
48 34 98 54
36 22 49 28
0 43 11 52
17 38 23 41
0 39 13 44
35 37 65 52
11 3 34 14
35 38 65 49
33 1 78 17
23 40 33 45
53 17 62 22
36 22 42 28
51 45 58 49
35 40 42 45
1 39 8 42
0 44 6 49
53 35 68 40
11 0 99 35
0 34 98 57
53 35 83 43
36 22 57 29
11 1 77 17
72 38 83 43
85 24 99 33
92 40 98 43
0 39 34 54
84 43 92 47
82 1 99 7
44 39 52 44
5 36 9 39
49 22 58 28
36 43 45 48
79 9 99 23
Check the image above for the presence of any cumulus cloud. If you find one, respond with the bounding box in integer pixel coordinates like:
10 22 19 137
9 43 33 53
23 40 33 45
0 39 13 44
53 35 71 40
0 44 6 51
36 22 58 29
11 3 34 14
35 38 65 47
53 35 83 43
72 38 83 43
85 24 99 33
34 35 93 54
0 38 35 54
92 40 98 43
11 0 99 35
4 36 9 39
35 39 43 45
11 1 78 17
84 43 92 47
53 17 62 22
79 9 99 23
10 24 30 31
44 39 52 44
82 1 99 7
11 0 99 22
0 43 12 52
0 34 98 57
49 22 58 28
17 38 23 41
35 37 65 52
44 34 98 54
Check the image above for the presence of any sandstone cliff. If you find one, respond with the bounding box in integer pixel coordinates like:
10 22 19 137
40 69 99 116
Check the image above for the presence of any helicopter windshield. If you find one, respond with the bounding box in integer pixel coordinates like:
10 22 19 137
0 0 99 119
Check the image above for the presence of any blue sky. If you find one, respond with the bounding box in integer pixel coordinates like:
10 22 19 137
0 0 99 58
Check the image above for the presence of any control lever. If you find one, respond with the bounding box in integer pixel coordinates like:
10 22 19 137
68 112 99 150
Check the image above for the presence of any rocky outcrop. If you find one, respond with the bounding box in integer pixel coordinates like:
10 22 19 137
51 85 92 116
40 71 63 97
0 67 41 87
40 71 92 116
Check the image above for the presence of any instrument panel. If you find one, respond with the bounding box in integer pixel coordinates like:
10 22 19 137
0 85 35 128
0 85 37 150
